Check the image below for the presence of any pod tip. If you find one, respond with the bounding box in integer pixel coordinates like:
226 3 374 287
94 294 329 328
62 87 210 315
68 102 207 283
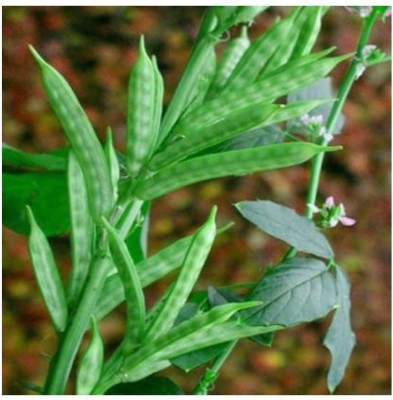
28 45 46 67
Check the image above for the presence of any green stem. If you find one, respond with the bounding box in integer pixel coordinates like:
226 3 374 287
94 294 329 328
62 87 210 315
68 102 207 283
192 341 237 395
43 257 111 394
304 9 379 218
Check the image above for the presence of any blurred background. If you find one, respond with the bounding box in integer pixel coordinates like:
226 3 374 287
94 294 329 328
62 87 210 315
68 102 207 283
2 6 391 395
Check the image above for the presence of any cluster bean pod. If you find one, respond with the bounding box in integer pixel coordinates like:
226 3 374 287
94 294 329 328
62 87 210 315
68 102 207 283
67 151 94 310
136 143 341 201
26 206 68 333
29 46 113 223
102 217 146 349
105 127 120 201
207 26 250 98
143 206 217 343
126 36 156 177
76 317 104 395
150 102 278 170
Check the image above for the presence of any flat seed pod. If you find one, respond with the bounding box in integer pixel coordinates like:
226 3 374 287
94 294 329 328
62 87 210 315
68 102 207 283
67 152 94 311
76 317 104 395
291 7 324 58
223 7 300 92
166 51 345 141
150 103 278 170
126 36 156 177
151 57 164 152
102 217 146 348
105 128 120 201
29 46 113 223
142 207 217 343
136 143 340 201
26 206 68 332
207 26 250 98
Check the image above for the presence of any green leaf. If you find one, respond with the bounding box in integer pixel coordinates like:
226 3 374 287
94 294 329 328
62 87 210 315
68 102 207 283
105 376 184 395
3 144 68 171
236 200 334 259
287 78 345 135
323 266 356 393
3 171 70 236
244 257 337 326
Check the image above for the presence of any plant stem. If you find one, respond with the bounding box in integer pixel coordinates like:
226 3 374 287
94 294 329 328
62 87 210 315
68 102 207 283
192 341 237 395
43 257 112 394
192 8 381 391
304 9 379 218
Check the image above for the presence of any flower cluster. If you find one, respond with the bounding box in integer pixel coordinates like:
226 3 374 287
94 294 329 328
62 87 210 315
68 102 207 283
298 113 333 143
309 196 356 228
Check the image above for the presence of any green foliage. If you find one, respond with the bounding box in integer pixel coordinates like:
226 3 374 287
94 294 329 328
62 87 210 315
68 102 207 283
3 5 381 395
236 200 334 259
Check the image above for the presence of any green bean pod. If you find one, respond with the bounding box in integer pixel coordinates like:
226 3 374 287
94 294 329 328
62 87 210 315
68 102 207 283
126 36 156 177
94 234 194 320
150 103 278 170
261 7 307 75
207 26 250 98
223 7 300 93
29 46 113 223
67 151 94 311
136 143 340 201
102 217 146 348
105 127 120 201
142 207 217 343
151 57 164 151
168 51 346 136
76 317 104 395
123 301 261 377
291 7 323 58
26 206 68 333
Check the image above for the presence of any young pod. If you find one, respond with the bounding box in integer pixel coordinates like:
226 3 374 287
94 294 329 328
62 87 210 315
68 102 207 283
105 127 120 201
126 36 156 178
29 46 114 223
102 217 146 348
26 206 68 333
67 151 94 311
223 7 300 93
135 142 341 201
291 7 324 58
142 206 217 343
76 317 104 395
151 57 165 151
207 26 250 98
150 102 278 170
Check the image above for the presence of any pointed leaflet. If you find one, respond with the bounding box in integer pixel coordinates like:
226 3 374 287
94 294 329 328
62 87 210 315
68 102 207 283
76 317 104 395
244 257 337 326
26 206 68 332
324 266 356 393
236 200 334 259
105 128 120 201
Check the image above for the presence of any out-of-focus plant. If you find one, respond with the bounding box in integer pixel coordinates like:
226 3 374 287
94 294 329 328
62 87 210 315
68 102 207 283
2 6 390 395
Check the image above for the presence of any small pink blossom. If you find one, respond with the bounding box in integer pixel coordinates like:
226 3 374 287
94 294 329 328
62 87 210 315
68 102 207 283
310 196 356 228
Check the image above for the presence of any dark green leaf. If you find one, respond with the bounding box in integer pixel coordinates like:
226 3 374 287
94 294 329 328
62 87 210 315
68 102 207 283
244 257 337 326
236 200 334 259
323 266 356 393
3 144 68 171
3 171 70 236
105 376 184 395
287 78 345 135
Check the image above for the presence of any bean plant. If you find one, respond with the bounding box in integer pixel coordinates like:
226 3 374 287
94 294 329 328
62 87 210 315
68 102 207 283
3 6 391 395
